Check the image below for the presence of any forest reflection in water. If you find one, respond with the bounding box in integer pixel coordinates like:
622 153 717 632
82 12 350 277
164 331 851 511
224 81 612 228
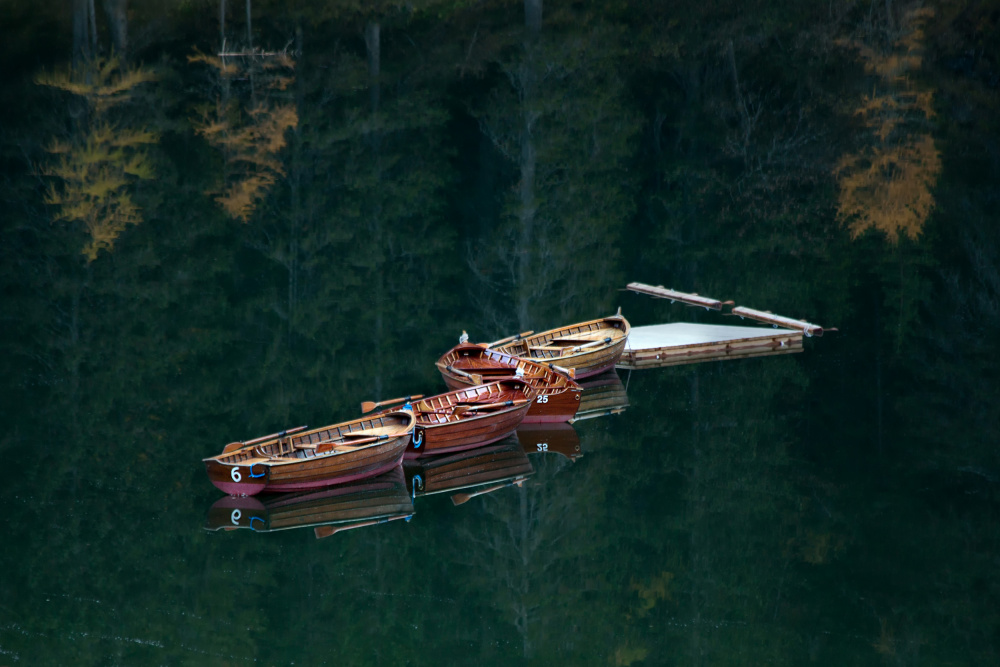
1 0 998 664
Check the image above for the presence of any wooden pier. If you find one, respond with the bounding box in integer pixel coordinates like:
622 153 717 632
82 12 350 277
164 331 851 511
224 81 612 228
617 283 818 370
616 322 802 369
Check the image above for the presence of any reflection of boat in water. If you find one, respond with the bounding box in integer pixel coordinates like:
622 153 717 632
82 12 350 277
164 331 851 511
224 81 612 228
204 467 414 538
485 311 631 379
404 437 533 505
570 370 628 422
516 423 582 462
435 343 582 423
203 410 414 496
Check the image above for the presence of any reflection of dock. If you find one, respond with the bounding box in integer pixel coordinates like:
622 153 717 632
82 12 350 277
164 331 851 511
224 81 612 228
204 467 413 538
404 438 533 504
571 370 628 422
516 423 581 462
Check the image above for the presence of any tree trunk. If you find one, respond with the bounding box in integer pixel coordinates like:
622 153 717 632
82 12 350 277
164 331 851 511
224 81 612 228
365 22 381 116
288 25 303 335
72 0 93 63
88 0 98 55
525 0 542 34
366 20 384 399
102 0 128 58
516 1 541 331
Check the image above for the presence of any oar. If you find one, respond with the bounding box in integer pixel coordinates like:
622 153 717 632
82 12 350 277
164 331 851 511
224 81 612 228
547 363 576 379
314 434 388 454
446 365 483 385
360 394 424 414
314 513 413 539
484 330 534 348
451 477 528 505
567 337 612 353
223 425 308 453
453 399 528 416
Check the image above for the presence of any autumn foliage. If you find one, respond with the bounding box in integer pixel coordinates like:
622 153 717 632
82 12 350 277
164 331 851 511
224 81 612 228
37 56 158 260
834 7 942 242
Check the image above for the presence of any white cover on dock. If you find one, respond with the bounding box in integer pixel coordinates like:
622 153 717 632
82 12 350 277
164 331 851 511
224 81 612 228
625 322 795 350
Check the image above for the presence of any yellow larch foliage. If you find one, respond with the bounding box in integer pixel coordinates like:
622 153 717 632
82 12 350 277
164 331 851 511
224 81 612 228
44 126 157 260
190 50 298 221
37 58 158 260
36 55 157 114
834 7 941 242
196 102 298 221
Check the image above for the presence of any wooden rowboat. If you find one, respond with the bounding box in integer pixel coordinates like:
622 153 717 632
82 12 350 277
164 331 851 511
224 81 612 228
484 310 631 379
203 410 414 496
435 343 582 423
374 380 535 459
404 437 533 504
204 467 414 537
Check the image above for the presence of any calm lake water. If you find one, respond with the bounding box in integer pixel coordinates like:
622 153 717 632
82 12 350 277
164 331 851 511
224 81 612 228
2 1 998 665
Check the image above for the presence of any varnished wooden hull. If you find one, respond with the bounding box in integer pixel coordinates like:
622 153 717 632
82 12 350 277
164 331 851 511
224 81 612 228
204 467 414 535
489 313 631 379
406 380 535 459
204 411 414 496
436 343 582 423
404 438 534 500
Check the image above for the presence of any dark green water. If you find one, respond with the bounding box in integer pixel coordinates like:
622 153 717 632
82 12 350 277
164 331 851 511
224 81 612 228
2 1 998 664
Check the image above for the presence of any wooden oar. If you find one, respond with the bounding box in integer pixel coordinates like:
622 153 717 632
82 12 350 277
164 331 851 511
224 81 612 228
314 434 388 454
451 477 528 505
446 365 483 385
567 337 612 353
313 513 413 539
484 330 534 348
360 394 424 414
223 425 308 453
547 363 576 379
453 399 528 416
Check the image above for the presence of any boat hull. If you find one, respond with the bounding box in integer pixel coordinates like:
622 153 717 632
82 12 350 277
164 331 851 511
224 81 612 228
408 405 529 458
405 381 535 459
204 440 408 495
204 411 414 496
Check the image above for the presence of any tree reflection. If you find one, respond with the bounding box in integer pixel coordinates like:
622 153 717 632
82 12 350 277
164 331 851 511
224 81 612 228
468 0 640 333
38 56 158 261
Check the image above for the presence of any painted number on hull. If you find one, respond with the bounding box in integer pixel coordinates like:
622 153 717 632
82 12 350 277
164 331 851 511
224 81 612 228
536 443 548 451
230 467 242 482
536 396 549 404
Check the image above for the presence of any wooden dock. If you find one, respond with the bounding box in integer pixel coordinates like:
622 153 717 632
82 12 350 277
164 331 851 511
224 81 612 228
616 322 802 370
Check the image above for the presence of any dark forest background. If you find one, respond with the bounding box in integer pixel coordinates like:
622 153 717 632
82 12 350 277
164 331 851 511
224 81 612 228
1 0 998 664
